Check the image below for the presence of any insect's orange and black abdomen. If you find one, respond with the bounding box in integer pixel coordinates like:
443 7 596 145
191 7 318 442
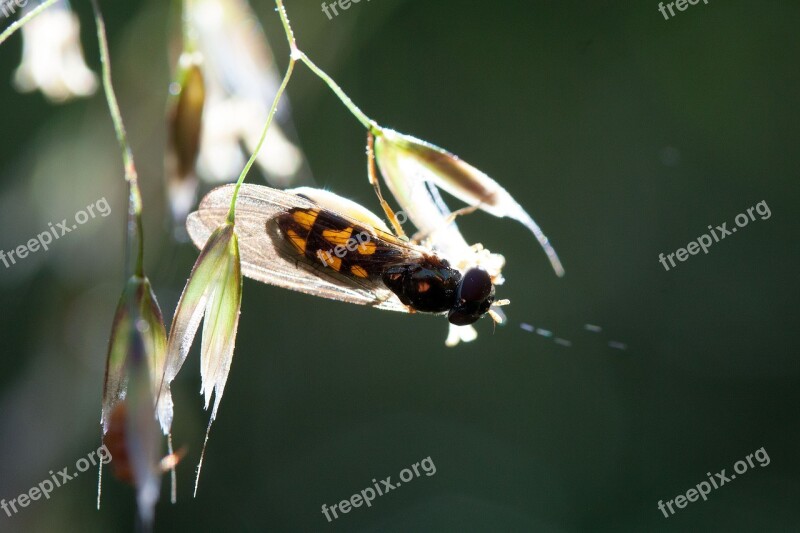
276 208 404 280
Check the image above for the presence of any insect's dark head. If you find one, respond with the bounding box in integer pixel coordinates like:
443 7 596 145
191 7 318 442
447 268 495 326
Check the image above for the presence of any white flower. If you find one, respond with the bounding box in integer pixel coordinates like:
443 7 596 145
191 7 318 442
155 222 242 494
188 0 306 186
13 2 97 102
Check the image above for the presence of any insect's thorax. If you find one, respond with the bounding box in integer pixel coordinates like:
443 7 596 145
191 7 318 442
381 260 461 314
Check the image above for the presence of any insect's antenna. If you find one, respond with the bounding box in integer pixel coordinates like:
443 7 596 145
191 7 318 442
488 299 509 328
488 308 505 325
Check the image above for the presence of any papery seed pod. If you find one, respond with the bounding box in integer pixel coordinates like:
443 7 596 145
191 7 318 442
124 333 163 529
99 275 168 525
155 222 242 493
166 52 206 229
101 276 167 431
374 129 564 277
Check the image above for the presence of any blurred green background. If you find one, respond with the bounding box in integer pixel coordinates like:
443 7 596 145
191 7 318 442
0 1 798 531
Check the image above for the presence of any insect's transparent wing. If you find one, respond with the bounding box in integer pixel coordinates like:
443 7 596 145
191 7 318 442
186 184 409 312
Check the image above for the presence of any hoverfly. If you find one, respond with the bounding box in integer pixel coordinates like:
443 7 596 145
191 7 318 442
186 184 507 325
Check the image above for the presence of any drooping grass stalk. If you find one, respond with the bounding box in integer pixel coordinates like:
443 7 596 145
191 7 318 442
227 0 385 222
275 0 381 134
296 52 379 133
0 0 60 47
90 0 145 278
226 60 295 222
226 0 297 223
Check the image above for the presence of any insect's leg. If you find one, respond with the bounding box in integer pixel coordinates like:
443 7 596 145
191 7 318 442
408 204 482 244
408 230 434 246
367 132 408 240
446 204 481 222
371 292 415 314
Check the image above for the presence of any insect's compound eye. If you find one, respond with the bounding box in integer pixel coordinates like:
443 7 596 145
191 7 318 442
448 268 495 326
459 268 493 303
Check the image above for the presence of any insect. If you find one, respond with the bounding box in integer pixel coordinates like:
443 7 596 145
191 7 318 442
186 184 508 325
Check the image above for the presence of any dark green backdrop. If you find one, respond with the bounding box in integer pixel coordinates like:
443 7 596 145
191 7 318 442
0 1 797 531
